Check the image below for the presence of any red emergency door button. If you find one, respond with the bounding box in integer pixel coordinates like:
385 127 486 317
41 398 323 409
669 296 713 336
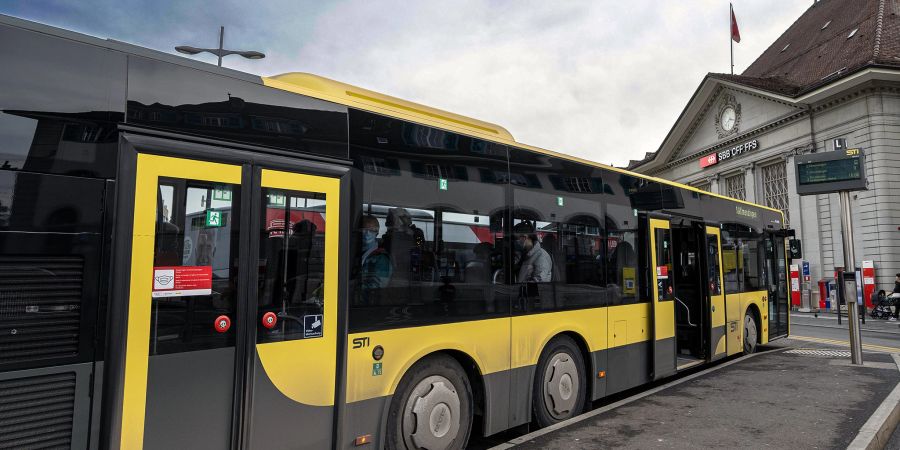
262 312 278 329
214 315 231 333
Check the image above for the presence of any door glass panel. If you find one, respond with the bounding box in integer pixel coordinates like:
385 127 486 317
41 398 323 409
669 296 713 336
655 228 673 301
257 189 326 343
150 179 241 355
707 234 722 296
766 235 789 336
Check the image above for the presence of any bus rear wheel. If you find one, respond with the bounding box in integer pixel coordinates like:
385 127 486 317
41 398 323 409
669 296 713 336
386 354 473 450
744 312 758 354
532 335 586 428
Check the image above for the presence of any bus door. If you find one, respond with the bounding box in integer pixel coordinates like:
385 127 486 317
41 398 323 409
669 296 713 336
764 231 789 339
245 168 341 449
118 153 342 449
705 226 727 361
649 218 676 380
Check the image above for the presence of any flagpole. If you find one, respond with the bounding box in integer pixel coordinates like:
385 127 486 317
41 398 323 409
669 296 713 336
730 2 734 75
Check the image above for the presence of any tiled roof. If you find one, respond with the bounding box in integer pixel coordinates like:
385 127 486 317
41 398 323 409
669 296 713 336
626 0 900 170
742 0 900 92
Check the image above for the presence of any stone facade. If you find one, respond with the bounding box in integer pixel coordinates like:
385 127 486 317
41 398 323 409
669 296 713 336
631 80 900 303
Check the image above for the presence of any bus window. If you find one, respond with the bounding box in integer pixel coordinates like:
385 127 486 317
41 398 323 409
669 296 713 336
721 227 743 294
257 189 327 343
740 238 763 291
150 180 241 355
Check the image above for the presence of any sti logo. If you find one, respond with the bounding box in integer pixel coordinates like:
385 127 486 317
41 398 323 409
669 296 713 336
699 153 718 168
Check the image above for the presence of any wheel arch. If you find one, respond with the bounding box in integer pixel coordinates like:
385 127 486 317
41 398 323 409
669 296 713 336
385 348 488 437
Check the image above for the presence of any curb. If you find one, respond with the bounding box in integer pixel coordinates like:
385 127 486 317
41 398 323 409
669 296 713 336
846 353 900 450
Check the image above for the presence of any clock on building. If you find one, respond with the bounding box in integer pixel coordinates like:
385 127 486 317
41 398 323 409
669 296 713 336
714 93 741 138
721 107 736 131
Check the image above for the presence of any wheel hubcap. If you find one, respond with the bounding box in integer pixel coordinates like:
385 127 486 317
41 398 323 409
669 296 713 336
745 315 757 350
543 352 579 419
403 375 461 450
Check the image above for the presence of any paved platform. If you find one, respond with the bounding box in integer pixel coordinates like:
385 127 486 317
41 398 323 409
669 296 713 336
492 340 900 449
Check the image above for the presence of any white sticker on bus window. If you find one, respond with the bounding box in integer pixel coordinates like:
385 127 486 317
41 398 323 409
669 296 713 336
152 266 212 297
657 265 669 280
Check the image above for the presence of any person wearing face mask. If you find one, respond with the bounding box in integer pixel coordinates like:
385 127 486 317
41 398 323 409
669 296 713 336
513 221 552 283
360 215 392 305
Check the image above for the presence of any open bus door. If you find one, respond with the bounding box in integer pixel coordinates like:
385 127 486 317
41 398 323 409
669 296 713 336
649 218 676 380
765 229 792 339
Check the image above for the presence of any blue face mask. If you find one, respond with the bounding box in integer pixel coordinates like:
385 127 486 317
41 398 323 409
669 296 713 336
362 230 377 250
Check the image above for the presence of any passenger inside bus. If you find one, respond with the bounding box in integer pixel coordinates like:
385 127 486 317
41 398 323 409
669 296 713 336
359 214 392 305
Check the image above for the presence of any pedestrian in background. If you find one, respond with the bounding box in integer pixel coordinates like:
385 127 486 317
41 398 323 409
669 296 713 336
890 273 900 321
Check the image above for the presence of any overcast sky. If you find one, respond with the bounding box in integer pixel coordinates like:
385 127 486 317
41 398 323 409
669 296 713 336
2 1 812 166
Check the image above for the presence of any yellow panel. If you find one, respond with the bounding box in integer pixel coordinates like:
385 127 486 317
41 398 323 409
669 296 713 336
725 292 742 356
255 169 340 406
510 308 608 369
121 154 242 450
345 318 510 402
613 321 627 347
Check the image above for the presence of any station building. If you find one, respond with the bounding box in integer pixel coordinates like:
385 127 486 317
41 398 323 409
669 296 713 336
627 0 900 304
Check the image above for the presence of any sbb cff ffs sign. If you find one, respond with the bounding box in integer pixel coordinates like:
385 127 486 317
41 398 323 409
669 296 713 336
698 139 759 168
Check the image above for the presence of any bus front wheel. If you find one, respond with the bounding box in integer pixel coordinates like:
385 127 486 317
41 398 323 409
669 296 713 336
386 354 473 450
532 335 587 428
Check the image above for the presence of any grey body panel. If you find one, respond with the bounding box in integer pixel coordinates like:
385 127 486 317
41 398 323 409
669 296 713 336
606 341 651 395
89 361 103 450
341 396 390 449
710 325 727 361
508 365 535 430
247 353 334 450
143 348 235 450
483 369 511 435
653 336 677 380
590 349 608 401
0 362 93 450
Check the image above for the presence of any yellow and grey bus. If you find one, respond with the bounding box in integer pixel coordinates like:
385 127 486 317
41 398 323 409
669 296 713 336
0 15 790 450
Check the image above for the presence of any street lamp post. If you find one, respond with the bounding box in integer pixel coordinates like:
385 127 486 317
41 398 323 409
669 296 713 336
176 26 265 67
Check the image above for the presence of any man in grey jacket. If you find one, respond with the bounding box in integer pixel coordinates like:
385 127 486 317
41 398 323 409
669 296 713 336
517 233 553 283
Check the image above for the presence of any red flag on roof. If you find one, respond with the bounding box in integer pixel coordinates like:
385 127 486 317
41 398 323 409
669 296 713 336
731 7 741 43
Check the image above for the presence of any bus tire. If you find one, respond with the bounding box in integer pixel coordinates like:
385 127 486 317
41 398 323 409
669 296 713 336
386 354 473 450
743 311 758 354
532 335 586 428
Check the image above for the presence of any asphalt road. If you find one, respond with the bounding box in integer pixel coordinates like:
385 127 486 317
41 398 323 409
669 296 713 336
469 313 900 448
790 312 900 353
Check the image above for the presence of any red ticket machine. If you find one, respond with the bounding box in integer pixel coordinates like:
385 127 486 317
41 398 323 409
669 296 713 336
862 260 876 308
790 264 801 307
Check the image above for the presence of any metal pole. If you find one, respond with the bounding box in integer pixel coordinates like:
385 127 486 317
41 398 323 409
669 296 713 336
218 26 224 67
839 190 863 364
730 3 734 75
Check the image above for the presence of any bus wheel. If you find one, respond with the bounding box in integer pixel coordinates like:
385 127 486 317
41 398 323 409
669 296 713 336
532 336 586 427
386 354 473 450
744 312 758 354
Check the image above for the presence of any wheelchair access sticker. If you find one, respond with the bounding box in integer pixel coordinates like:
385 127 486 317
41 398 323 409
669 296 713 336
303 314 323 338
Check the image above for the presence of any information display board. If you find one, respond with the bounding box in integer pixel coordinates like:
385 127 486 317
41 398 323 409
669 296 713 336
795 148 867 195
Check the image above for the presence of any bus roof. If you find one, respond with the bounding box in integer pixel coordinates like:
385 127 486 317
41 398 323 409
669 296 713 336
263 73 782 216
